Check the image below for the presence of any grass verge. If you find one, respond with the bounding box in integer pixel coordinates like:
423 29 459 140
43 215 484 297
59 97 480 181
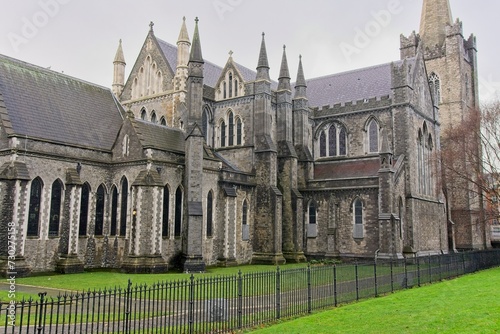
247 267 500 334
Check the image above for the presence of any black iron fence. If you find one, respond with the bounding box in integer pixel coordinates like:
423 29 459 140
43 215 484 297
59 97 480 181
2 250 500 333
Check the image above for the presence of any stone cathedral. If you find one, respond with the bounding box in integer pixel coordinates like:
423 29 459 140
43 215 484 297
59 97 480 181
0 0 487 275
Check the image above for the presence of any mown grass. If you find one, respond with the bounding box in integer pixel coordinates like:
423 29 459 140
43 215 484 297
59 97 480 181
247 267 500 334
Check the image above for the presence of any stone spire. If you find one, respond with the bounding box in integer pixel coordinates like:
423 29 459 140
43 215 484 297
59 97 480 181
294 55 307 99
189 17 203 64
256 33 270 81
178 16 190 44
419 0 453 48
174 17 191 92
278 45 291 91
112 39 126 97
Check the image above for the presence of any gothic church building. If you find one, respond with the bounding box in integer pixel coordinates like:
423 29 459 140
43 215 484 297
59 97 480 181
0 0 485 275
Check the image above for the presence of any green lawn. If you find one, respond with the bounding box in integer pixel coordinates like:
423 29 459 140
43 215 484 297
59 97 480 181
247 267 500 334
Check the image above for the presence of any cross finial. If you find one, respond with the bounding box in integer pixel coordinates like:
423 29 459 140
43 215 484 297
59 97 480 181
195 17 199 24
229 50 233 57
149 21 154 31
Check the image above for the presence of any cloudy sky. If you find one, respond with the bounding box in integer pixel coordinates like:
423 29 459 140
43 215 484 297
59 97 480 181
1 0 499 103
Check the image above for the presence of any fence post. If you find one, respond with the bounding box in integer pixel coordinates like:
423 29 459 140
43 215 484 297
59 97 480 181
124 279 132 333
390 259 394 293
374 262 378 297
188 274 195 334
355 262 359 301
417 256 421 287
307 264 312 313
276 267 281 320
333 265 338 307
36 292 47 334
237 270 243 329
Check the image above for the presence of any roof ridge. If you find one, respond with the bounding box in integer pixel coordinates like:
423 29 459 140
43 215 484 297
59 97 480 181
0 53 113 92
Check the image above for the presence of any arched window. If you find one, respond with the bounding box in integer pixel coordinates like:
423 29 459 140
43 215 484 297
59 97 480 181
236 118 242 145
79 183 90 236
174 187 183 237
429 73 441 104
398 197 404 240
95 185 105 236
307 201 317 238
160 117 166 126
220 120 226 147
110 186 118 236
353 199 364 239
122 135 130 157
234 79 238 97
319 131 327 157
162 185 169 237
368 119 379 153
223 82 227 99
140 108 147 120
207 191 213 237
27 177 43 237
151 111 157 124
328 126 337 157
228 111 234 146
319 123 348 158
120 178 128 236
48 179 63 237
242 199 249 241
202 109 209 144
229 72 233 98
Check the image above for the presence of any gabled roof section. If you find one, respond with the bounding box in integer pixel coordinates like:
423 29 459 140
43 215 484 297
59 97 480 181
299 60 411 108
0 54 124 151
156 38 257 88
131 118 185 153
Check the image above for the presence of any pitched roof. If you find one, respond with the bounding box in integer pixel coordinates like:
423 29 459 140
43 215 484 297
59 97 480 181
131 119 185 153
0 54 124 151
156 38 258 88
314 159 380 179
298 60 411 108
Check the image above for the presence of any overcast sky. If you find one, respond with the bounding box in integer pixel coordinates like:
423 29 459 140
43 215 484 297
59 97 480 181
1 0 499 103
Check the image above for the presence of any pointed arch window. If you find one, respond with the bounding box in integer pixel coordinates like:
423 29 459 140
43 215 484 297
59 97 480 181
236 118 242 145
353 199 364 239
79 183 90 236
429 73 441 104
234 79 238 97
95 185 105 236
120 178 128 236
207 191 213 237
228 112 234 146
319 131 327 157
229 73 233 98
110 186 118 236
319 124 348 158
368 119 379 153
48 180 63 237
328 126 337 157
162 185 169 237
242 200 249 241
174 187 183 237
27 178 43 237
151 111 157 124
307 201 317 238
140 108 147 120
223 82 227 99
398 197 404 240
160 117 166 126
220 120 226 147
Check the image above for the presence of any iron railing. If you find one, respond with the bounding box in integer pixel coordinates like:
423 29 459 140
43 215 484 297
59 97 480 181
1 250 500 333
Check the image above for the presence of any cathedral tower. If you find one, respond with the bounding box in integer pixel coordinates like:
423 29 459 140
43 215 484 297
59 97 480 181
416 0 484 249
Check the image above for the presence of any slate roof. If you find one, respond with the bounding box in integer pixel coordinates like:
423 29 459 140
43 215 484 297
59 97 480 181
131 119 185 153
157 38 258 88
0 54 124 151
298 59 413 108
314 159 380 179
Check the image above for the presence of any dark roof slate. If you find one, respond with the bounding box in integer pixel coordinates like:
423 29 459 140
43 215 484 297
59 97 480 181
0 54 124 150
314 159 380 179
297 60 413 108
131 119 185 153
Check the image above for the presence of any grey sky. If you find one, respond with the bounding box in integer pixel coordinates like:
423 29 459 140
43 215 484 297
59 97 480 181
1 0 499 103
